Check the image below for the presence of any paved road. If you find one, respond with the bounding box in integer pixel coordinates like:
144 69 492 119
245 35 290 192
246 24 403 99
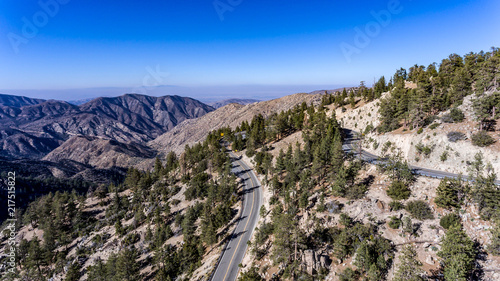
211 153 262 281
343 129 500 185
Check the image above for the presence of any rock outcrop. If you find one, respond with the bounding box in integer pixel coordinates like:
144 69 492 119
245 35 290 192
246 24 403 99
301 249 332 275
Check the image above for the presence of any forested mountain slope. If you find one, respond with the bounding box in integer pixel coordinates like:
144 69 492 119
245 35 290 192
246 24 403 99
2 48 500 281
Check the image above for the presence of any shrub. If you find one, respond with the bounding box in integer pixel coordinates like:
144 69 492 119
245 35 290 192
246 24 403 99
339 268 360 281
389 201 405 211
364 123 375 134
429 123 439 130
381 141 392 155
440 151 448 162
440 213 461 229
450 108 465 122
423 115 438 127
488 223 500 256
346 184 368 200
406 200 434 220
387 180 411 200
417 128 423 134
447 131 466 142
388 216 402 229
415 142 433 158
238 266 264 281
441 114 453 123
471 131 495 147
122 233 140 246
442 108 464 123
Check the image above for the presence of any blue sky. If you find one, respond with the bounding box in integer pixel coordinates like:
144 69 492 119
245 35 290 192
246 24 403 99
0 0 499 101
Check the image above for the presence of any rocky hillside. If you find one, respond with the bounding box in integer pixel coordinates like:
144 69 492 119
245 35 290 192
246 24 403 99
150 93 321 155
0 93 45 107
337 91 500 177
43 135 156 169
208 98 260 109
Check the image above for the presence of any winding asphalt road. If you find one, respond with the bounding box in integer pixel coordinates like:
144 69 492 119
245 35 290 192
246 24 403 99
211 153 262 281
212 128 499 280
343 128 500 185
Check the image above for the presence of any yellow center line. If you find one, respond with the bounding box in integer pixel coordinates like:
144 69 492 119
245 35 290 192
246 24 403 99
222 167 255 281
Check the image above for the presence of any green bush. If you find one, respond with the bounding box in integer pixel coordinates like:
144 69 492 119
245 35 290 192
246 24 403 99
442 108 465 123
440 151 448 162
238 266 264 281
364 123 375 134
387 180 411 200
389 201 405 211
405 200 434 220
339 268 360 281
488 223 500 256
122 233 140 246
429 123 439 130
471 131 495 147
450 108 465 122
440 213 461 229
415 142 433 158
417 128 423 134
345 184 368 200
381 141 392 155
388 216 402 229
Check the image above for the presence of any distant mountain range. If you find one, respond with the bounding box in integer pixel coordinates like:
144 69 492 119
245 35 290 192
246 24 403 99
0 93 213 160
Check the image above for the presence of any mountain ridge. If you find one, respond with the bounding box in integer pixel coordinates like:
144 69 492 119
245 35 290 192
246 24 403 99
0 93 214 159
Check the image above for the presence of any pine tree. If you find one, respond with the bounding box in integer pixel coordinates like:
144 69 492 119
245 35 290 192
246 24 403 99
115 247 140 281
202 220 217 245
488 222 500 256
330 131 344 172
386 180 411 201
65 262 82 281
87 259 107 281
393 244 425 281
349 91 356 108
435 178 466 209
154 156 163 179
438 224 477 281
115 220 124 236
332 164 347 197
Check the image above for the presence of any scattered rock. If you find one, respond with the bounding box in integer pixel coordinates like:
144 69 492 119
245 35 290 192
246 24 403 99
425 255 435 265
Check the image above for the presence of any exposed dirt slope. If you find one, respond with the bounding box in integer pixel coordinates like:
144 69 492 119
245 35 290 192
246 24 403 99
339 91 500 176
150 93 322 155
43 135 156 169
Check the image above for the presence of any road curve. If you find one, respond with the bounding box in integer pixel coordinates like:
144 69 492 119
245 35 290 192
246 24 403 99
211 153 262 281
342 129 500 185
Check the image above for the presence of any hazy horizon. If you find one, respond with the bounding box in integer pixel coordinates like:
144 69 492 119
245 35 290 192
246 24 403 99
0 84 352 103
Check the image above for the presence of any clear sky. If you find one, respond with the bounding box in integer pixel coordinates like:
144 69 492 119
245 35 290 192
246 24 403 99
0 0 499 101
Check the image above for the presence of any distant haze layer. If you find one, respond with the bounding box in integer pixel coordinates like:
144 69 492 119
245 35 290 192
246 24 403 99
0 84 349 103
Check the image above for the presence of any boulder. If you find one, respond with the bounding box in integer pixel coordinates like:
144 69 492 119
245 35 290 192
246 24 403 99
425 255 435 265
301 249 332 275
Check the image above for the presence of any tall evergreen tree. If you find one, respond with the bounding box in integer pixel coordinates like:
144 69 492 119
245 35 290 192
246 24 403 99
438 224 477 281
393 244 425 281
